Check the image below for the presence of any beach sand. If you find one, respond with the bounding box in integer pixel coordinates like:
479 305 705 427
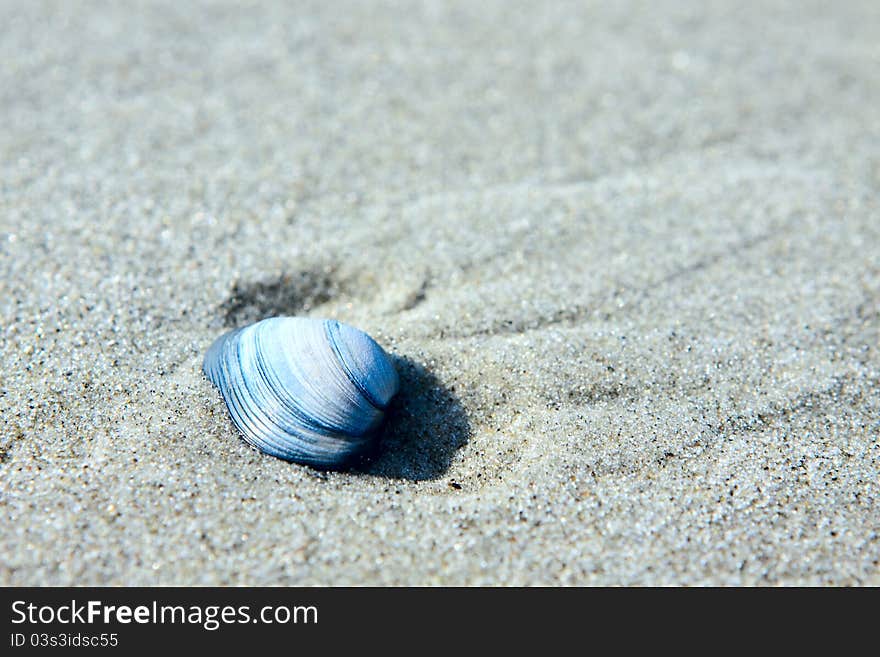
1 0 878 585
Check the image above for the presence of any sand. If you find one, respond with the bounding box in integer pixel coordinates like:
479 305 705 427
1 0 878 585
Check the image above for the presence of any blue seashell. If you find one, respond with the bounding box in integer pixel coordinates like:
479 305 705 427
203 317 399 468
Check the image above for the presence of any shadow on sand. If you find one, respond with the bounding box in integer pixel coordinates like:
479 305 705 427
352 355 470 481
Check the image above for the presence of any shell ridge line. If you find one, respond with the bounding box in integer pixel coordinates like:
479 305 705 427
307 320 384 433
255 320 376 440
230 327 304 458
238 328 339 462
324 319 386 411
244 323 354 459
205 330 299 460
253 323 339 441
233 322 364 462
296 317 381 431
254 334 367 456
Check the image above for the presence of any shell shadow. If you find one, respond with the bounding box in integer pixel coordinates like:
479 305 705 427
352 355 470 481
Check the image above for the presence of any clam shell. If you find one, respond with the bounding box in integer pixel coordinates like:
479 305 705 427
203 317 399 468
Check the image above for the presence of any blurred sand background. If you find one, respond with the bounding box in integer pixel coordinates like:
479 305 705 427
1 0 878 585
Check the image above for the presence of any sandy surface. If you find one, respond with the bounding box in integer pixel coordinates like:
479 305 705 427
1 1 879 585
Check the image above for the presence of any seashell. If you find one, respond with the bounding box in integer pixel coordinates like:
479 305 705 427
203 317 399 468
